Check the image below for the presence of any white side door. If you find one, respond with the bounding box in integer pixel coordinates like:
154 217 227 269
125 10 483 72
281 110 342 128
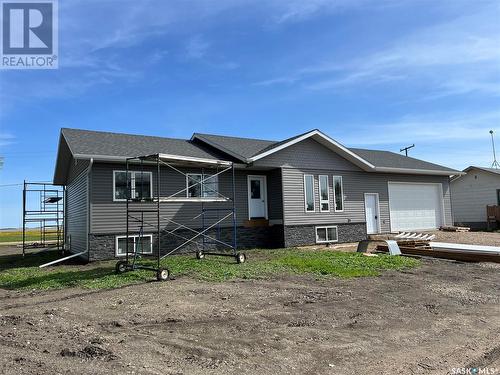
364 193 380 234
248 175 268 219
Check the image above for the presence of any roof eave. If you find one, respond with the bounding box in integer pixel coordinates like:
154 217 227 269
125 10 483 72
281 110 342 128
53 131 73 185
248 130 376 171
373 166 464 176
462 166 500 176
191 134 248 163
72 153 245 168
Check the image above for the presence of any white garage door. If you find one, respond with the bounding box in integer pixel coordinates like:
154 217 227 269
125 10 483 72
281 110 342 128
388 183 444 231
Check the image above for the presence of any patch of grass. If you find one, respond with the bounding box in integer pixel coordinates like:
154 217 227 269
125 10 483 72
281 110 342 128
0 230 58 243
270 250 419 278
0 248 420 291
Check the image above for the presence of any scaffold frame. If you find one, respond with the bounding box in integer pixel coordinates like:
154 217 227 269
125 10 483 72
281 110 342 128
22 181 65 257
114 153 245 281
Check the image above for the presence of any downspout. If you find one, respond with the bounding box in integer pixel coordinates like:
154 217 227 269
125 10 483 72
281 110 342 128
280 167 286 247
448 175 455 226
86 158 94 262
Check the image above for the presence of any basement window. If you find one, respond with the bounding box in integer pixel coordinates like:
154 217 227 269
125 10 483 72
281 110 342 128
113 171 152 201
315 226 338 243
115 234 153 256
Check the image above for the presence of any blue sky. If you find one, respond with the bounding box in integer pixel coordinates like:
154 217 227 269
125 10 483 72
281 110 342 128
0 0 499 228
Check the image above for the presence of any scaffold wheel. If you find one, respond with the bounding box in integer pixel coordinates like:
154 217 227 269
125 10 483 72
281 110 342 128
156 268 170 281
115 261 128 274
236 253 246 264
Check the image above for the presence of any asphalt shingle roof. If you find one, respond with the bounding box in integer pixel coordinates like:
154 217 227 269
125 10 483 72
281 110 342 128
192 133 277 159
467 166 500 175
349 148 459 173
58 128 459 177
62 128 226 160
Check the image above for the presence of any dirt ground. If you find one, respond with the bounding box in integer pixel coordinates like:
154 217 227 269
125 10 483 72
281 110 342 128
1 256 499 375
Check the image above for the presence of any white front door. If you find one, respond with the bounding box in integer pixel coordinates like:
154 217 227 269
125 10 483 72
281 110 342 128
364 193 380 234
248 175 267 219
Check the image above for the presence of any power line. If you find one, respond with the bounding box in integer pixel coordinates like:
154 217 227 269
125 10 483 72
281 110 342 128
0 183 23 187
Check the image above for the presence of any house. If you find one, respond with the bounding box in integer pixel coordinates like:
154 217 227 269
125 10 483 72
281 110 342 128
451 166 500 229
53 128 461 261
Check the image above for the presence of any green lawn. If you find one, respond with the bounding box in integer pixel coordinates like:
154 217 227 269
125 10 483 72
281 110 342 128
0 248 420 291
0 230 59 243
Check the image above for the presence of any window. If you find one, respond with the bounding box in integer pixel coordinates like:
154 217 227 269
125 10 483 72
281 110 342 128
315 226 338 243
497 189 500 205
333 176 344 212
319 175 330 212
250 179 261 199
304 174 315 212
187 174 219 198
116 234 153 256
203 174 219 198
113 171 153 202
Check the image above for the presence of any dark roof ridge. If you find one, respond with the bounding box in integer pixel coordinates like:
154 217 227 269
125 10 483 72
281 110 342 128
61 127 190 143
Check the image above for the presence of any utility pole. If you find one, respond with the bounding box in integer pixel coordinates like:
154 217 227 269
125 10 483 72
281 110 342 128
490 130 499 169
400 144 415 157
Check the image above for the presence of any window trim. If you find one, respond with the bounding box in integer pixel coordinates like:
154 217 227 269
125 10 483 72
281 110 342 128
115 234 153 257
186 173 219 198
319 175 330 212
333 176 344 212
113 170 153 202
315 225 339 243
304 174 316 213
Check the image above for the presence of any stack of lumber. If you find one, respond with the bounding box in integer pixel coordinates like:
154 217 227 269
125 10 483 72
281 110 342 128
439 226 470 232
376 241 500 263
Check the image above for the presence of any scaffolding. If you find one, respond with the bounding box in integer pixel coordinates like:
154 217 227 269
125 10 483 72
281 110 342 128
115 153 245 281
22 181 64 257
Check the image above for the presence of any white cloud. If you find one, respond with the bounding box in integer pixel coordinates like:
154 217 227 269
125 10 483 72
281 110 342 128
257 3 500 98
333 111 500 147
0 133 15 148
185 35 211 59
270 0 400 24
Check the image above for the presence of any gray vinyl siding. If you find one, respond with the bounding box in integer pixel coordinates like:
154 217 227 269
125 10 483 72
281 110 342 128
451 169 500 223
252 138 363 171
90 163 283 234
65 161 89 253
281 167 452 232
267 168 283 221
67 158 90 184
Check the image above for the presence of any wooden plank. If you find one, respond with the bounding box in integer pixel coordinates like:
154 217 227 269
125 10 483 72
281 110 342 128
439 226 470 232
430 242 500 254
377 245 500 263
156 197 230 203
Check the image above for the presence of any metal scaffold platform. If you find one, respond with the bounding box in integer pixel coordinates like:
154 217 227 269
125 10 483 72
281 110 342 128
22 181 65 257
115 153 245 281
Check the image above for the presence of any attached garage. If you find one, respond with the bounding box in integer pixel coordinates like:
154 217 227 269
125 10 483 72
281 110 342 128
388 182 444 231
